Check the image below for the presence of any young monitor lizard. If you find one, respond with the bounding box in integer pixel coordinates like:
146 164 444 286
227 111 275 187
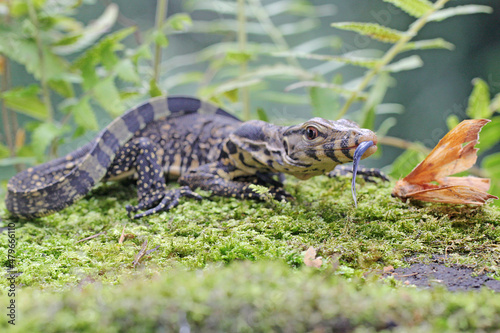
6 96 381 219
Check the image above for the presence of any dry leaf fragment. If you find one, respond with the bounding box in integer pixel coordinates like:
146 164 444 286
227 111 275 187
118 225 126 244
132 240 148 267
383 265 394 273
392 119 498 205
75 231 106 244
304 246 323 268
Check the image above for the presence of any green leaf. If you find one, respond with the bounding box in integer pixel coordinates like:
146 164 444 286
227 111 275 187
69 97 99 131
331 22 405 43
466 78 491 119
376 117 397 137
115 59 140 83
476 116 500 154
0 143 10 159
49 79 75 98
491 93 500 113
272 52 380 69
166 13 193 31
428 5 493 22
382 0 433 18
225 50 253 65
389 148 427 179
131 44 153 64
446 114 460 131
152 30 169 47
0 34 68 81
285 81 368 101
255 91 309 105
1 85 49 120
93 76 124 117
211 78 262 98
223 89 239 103
384 55 423 73
163 72 205 90
400 38 455 52
256 107 269 122
309 86 340 119
149 79 163 98
52 4 119 55
31 123 68 159
483 152 500 179
73 27 136 72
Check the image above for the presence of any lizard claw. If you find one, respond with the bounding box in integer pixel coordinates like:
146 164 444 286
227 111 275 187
127 186 202 219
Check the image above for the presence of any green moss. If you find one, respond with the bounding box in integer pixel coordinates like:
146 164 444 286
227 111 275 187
2 261 500 332
1 176 499 330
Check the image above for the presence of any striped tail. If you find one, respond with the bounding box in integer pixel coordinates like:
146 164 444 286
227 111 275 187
5 96 232 218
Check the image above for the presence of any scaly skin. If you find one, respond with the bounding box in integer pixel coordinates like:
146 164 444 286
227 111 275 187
6 96 380 219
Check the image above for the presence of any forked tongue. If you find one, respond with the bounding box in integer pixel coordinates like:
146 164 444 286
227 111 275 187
351 141 374 208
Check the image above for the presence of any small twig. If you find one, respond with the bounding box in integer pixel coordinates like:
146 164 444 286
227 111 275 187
144 245 160 256
132 239 148 267
394 272 418 278
75 231 106 244
118 225 126 244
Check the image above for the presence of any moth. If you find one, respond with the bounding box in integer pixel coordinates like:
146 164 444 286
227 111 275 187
392 119 498 205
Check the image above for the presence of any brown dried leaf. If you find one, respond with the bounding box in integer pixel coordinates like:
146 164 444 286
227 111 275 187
304 246 323 268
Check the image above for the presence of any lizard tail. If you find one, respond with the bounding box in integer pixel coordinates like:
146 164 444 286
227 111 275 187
5 97 175 218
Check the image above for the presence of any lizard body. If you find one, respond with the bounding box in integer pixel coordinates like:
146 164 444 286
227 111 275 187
6 96 379 219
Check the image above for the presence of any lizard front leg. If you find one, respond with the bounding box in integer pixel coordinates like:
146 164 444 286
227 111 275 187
179 163 292 201
106 137 202 219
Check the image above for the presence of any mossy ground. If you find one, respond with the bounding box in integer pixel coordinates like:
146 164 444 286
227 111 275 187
1 176 500 331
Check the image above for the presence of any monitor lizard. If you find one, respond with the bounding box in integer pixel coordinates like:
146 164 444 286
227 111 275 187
6 96 383 219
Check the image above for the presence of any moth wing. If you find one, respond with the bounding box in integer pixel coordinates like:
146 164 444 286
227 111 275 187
405 185 498 205
403 119 490 184
440 176 491 192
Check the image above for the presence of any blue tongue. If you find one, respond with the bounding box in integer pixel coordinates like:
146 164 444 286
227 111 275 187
351 140 374 207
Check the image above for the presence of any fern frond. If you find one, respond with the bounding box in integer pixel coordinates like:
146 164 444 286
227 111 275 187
383 55 423 72
285 81 369 101
428 5 493 22
400 38 454 52
331 22 405 43
272 51 381 69
382 0 433 18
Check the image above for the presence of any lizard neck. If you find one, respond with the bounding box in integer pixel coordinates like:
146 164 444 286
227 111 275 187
223 120 288 177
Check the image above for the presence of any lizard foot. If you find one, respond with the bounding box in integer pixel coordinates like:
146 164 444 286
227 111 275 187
267 186 294 201
126 186 202 219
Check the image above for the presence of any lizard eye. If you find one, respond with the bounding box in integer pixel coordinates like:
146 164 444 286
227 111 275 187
305 126 319 140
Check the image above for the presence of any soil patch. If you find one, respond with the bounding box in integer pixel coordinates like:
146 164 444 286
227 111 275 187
388 257 500 292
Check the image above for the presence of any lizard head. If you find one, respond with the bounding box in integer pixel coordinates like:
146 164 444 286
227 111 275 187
280 118 377 180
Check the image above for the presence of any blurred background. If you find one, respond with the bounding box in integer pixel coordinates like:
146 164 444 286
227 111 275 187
1 0 499 189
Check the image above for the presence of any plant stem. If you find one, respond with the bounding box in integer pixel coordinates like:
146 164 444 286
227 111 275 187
1 56 15 156
27 0 54 122
337 0 451 119
237 0 250 121
153 0 168 86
